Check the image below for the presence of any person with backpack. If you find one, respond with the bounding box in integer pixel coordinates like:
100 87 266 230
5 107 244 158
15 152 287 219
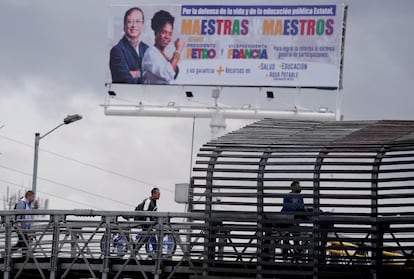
135 187 160 220
13 190 39 254
134 187 161 255
103 188 161 257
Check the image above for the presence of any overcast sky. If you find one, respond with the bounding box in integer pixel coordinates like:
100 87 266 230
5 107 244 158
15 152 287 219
0 0 413 212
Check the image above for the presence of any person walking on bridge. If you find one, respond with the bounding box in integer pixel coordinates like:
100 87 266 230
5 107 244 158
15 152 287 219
13 191 39 255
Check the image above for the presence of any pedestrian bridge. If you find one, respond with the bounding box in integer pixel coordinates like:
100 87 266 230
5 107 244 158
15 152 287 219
1 210 413 279
2 119 414 278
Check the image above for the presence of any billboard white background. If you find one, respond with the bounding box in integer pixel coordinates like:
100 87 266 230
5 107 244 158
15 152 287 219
108 3 346 87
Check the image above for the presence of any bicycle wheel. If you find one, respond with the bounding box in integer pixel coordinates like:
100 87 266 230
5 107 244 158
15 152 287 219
101 233 126 257
145 233 176 258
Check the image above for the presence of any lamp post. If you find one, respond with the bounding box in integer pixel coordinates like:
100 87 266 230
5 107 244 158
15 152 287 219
32 114 82 193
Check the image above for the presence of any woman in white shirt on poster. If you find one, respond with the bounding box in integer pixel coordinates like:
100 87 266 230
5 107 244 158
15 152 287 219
142 10 184 84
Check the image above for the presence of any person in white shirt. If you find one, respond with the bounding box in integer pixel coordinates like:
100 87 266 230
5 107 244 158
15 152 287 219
142 10 184 84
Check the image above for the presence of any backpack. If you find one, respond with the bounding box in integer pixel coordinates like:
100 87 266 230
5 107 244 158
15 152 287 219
135 198 147 211
134 198 148 221
14 198 25 210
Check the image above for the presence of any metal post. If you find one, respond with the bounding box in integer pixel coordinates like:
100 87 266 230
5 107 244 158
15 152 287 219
154 217 165 279
256 150 271 279
32 132 40 193
31 114 82 193
371 148 385 279
313 150 326 279
189 116 196 179
50 214 62 279
4 215 13 279
209 109 226 139
102 216 112 279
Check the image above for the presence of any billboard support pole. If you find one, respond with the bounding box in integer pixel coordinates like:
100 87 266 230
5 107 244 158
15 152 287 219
189 116 195 178
294 87 301 111
210 109 226 139
210 88 226 139
336 88 343 121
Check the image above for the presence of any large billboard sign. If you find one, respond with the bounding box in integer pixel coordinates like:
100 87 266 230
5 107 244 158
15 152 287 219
107 3 346 88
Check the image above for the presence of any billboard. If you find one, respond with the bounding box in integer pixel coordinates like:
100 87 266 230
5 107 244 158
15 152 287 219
107 3 346 88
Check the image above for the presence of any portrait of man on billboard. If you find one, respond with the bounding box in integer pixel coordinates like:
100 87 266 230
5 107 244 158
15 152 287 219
109 7 149 84
142 10 184 84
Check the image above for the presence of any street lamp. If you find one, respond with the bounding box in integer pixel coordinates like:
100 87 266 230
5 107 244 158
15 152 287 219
32 114 82 193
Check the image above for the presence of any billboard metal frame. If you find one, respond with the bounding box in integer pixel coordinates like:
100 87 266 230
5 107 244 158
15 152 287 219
103 3 349 133
103 85 339 140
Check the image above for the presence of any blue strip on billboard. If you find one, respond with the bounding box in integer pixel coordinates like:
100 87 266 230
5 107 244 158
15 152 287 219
181 5 336 17
107 3 346 88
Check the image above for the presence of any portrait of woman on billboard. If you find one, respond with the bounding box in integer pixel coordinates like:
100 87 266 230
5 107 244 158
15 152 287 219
142 10 184 84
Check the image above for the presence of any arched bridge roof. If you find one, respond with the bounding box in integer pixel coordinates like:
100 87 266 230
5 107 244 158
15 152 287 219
208 119 414 148
191 119 414 216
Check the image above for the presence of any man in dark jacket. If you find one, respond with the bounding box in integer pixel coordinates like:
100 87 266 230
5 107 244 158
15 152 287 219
280 180 307 260
110 7 149 83
137 188 160 254
281 180 305 212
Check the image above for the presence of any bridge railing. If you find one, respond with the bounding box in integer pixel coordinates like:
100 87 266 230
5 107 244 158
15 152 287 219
0 210 206 279
1 210 414 279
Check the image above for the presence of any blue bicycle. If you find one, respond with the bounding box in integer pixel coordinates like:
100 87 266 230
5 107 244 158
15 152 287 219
100 230 176 258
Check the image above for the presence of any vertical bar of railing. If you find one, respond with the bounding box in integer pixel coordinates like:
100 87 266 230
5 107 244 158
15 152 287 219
70 227 76 258
153 216 165 279
371 147 386 279
313 150 326 279
203 150 220 277
3 215 13 279
101 215 112 279
257 150 271 279
49 214 62 279
185 176 195 257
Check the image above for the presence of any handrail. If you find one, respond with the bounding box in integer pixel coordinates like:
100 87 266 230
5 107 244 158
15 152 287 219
1 210 413 279
0 209 205 218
